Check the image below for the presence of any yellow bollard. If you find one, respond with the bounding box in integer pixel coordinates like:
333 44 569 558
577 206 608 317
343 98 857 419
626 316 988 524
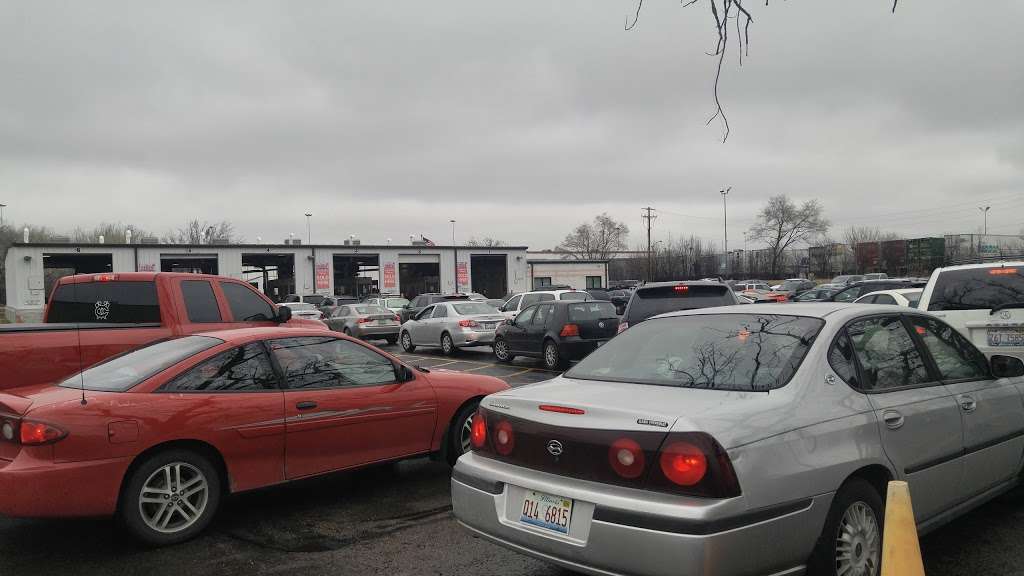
881 481 926 576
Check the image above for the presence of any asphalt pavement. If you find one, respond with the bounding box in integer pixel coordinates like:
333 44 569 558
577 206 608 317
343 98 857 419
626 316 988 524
1 345 1023 576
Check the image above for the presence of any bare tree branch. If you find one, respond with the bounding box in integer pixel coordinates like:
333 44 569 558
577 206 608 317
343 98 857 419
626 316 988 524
625 0 644 30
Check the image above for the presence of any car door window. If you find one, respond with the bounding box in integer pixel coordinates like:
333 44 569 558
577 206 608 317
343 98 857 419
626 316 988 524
415 305 434 320
533 304 554 326
433 305 448 319
847 315 932 390
515 306 537 325
220 282 276 321
908 316 990 381
162 343 278 392
181 280 223 323
874 294 897 305
269 337 397 389
828 330 861 388
333 306 349 318
504 295 522 310
520 294 542 308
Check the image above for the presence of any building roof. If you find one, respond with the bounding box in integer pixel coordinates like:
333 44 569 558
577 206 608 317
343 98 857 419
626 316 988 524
12 242 529 250
527 259 610 264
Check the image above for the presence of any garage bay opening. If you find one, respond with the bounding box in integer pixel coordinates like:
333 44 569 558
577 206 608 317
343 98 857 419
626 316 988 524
470 254 508 298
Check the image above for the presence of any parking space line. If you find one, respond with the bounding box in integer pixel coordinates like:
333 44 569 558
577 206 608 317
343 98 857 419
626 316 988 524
502 368 535 379
457 364 501 372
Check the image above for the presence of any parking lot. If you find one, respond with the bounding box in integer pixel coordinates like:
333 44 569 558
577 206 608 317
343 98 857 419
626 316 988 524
0 342 1020 576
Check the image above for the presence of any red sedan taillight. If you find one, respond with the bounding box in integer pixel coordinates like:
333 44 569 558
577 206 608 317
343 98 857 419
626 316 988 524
493 420 515 456
1 418 67 446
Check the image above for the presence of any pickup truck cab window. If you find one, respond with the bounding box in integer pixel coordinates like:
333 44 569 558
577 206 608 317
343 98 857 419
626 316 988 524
220 281 275 321
181 280 223 323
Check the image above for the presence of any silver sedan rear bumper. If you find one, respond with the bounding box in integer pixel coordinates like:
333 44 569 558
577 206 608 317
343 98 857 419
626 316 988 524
451 453 830 576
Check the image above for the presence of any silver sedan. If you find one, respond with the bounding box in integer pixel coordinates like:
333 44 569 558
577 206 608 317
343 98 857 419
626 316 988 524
452 303 1024 576
324 304 401 344
400 301 506 356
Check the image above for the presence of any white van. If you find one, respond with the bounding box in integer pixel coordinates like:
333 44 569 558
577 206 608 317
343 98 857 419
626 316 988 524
918 262 1024 360
498 289 591 320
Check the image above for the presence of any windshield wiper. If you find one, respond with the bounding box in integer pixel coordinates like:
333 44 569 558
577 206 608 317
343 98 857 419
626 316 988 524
990 302 1024 316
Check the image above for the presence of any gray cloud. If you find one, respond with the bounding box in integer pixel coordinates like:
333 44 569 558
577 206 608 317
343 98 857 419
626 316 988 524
1 0 1022 248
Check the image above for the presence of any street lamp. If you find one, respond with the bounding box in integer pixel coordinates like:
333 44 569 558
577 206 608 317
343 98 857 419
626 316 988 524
305 213 313 245
720 187 731 277
450 219 456 245
450 219 458 291
0 203 6 228
978 206 990 235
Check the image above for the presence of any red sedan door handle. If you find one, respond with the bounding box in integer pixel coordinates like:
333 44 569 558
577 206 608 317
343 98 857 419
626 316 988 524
296 401 318 411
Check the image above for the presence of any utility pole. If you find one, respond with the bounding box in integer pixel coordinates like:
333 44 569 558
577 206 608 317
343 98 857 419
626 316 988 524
720 187 731 278
641 207 657 282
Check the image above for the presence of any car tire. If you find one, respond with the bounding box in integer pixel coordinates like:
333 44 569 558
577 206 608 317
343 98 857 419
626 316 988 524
446 400 481 466
400 331 416 352
808 478 883 576
542 340 565 371
342 327 352 336
119 449 221 547
441 332 457 356
493 337 515 363
385 336 398 346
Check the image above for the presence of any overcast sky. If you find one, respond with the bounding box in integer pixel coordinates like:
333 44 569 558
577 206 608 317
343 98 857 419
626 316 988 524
1 1 1021 249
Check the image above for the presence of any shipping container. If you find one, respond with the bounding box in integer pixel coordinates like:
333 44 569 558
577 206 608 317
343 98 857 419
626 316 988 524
907 237 945 277
880 240 907 276
854 242 880 273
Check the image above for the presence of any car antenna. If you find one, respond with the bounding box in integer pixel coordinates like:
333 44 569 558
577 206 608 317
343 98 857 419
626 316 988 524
73 276 87 406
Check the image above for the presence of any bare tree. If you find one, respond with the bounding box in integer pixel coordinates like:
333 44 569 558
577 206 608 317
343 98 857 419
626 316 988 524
557 213 629 261
843 226 901 248
165 219 238 244
624 1 899 141
71 222 152 244
748 195 829 277
465 237 508 247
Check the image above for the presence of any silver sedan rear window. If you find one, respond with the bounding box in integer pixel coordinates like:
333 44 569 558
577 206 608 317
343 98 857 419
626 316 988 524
565 314 824 391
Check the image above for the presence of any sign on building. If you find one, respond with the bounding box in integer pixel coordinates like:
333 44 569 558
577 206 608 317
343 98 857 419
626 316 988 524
315 263 330 290
382 262 396 289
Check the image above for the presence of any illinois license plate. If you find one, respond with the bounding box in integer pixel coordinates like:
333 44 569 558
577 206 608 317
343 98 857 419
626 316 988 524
989 329 1024 347
520 490 573 534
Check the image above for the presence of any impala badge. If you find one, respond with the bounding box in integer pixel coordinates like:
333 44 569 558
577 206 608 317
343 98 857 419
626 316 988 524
546 440 563 457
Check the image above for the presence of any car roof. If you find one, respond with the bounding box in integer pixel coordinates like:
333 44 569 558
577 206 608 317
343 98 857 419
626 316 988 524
933 261 1024 272
196 326 332 342
653 302 935 322
636 280 728 289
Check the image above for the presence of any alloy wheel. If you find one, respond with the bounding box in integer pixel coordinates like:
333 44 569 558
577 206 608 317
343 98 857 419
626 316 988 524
835 501 880 576
138 462 209 534
442 334 453 354
459 413 474 454
544 343 558 369
402 332 413 350
494 339 509 361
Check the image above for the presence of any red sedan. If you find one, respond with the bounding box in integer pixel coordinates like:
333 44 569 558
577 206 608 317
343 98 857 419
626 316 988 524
0 327 508 545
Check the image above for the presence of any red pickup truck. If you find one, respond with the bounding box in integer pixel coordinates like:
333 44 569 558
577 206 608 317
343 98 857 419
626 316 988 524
0 272 324 391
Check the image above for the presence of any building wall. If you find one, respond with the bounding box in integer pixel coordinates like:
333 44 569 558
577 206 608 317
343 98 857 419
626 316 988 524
4 243 531 309
529 262 607 290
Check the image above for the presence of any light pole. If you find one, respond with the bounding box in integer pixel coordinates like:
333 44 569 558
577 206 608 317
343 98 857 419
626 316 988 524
305 213 312 245
0 203 6 228
720 187 731 277
978 206 990 235
450 219 458 291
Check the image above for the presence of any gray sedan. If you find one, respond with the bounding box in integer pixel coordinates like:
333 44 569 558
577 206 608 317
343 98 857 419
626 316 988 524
400 301 506 355
452 303 1024 576
325 304 401 344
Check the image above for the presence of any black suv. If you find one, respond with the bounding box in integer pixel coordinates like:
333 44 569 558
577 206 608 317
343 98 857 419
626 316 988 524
826 279 927 303
400 293 470 322
620 281 738 332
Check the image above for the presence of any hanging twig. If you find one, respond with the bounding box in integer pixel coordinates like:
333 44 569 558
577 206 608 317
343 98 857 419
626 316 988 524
625 0 644 30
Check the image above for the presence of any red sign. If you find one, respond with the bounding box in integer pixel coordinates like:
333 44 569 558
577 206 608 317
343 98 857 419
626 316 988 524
456 262 469 288
383 263 396 289
315 263 330 290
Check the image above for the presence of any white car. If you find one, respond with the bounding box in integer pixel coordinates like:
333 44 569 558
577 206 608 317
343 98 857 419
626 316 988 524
918 261 1024 360
498 289 591 320
853 288 923 308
